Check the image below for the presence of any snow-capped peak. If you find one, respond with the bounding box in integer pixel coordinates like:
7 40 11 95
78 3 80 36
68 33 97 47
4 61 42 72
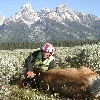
0 13 6 25
1 2 100 28
23 2 31 7
57 4 67 9
56 4 77 20
37 7 50 18
19 2 32 11
6 2 40 26
42 7 50 12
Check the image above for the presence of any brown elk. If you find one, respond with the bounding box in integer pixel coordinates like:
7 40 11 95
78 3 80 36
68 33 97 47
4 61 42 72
16 66 100 99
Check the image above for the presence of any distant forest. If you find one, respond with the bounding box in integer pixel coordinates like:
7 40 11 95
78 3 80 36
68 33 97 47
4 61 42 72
0 40 100 50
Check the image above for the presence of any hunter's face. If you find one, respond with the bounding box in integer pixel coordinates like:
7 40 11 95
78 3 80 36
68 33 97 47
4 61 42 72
42 51 51 59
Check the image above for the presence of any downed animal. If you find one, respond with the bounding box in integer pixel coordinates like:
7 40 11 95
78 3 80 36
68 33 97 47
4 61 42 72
16 66 100 99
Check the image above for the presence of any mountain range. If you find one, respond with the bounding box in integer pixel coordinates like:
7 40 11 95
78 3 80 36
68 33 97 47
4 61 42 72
0 2 100 42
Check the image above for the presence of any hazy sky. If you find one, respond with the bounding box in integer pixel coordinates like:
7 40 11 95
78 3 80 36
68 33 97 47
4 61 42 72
0 0 100 18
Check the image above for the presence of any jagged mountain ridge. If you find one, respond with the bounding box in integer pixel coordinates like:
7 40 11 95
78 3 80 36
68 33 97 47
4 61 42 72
0 2 100 42
0 14 5 25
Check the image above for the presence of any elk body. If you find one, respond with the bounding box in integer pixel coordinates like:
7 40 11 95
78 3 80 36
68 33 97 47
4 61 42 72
16 66 100 99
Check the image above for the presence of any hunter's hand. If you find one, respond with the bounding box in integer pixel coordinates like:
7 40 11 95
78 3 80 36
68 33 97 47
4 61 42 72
27 70 35 78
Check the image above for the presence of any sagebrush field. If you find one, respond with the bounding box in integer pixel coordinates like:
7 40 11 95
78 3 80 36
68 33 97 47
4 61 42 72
0 43 100 100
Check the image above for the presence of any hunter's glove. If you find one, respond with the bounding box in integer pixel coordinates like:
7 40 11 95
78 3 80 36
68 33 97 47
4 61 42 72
27 70 36 78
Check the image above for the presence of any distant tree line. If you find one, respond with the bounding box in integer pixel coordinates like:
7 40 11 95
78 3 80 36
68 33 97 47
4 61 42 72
0 39 100 50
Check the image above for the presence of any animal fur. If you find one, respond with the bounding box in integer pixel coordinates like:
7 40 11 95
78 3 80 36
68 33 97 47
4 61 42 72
16 66 100 99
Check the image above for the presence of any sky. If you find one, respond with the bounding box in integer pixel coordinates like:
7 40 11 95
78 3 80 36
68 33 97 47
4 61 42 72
0 0 100 18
